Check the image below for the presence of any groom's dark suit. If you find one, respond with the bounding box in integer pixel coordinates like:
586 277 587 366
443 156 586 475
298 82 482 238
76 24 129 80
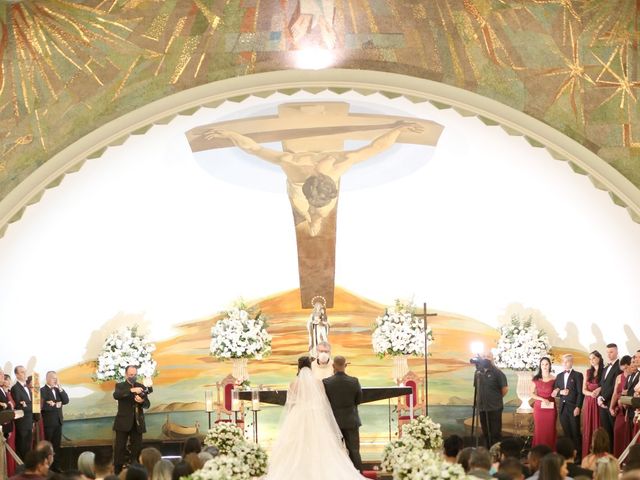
598 359 620 451
323 371 363 472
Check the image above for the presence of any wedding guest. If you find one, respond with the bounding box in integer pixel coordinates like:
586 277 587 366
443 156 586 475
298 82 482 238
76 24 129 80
93 452 114 480
10 450 51 480
497 458 525 480
41 371 69 472
537 453 569 480
611 355 632 457
501 438 530 477
593 456 619 480
626 351 640 439
183 453 203 473
138 448 161 479
623 445 640 472
468 447 493 479
531 356 557 448
182 437 201 457
526 445 552 480
170 462 192 480
597 344 621 451
583 350 604 459
581 428 615 471
556 437 593 479
77 451 96 479
457 447 475 473
151 460 173 480
489 442 502 475
124 465 147 480
552 354 583 459
1 372 17 476
443 434 464 463
11 365 34 461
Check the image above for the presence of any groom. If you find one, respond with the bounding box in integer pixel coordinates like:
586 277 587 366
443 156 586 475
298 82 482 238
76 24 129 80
323 355 363 472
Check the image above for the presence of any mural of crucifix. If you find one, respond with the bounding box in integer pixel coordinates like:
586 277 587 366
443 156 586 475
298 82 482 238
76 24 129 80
186 103 443 308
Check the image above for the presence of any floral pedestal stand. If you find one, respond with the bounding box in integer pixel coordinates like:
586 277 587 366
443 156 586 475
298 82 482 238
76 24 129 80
515 371 533 414
232 358 249 383
392 355 409 385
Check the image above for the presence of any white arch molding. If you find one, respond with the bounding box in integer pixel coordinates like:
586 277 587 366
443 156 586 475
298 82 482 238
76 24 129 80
1 69 639 236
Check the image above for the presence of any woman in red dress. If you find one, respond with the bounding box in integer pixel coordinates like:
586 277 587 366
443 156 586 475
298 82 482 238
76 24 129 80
531 356 557 448
582 350 604 458
611 355 632 457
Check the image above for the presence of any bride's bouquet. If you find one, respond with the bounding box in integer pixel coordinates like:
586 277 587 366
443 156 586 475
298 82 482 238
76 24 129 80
210 301 272 360
493 313 551 371
94 325 157 382
203 423 245 455
372 299 433 357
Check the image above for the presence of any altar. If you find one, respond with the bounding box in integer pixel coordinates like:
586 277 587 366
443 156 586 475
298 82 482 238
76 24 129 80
238 385 414 442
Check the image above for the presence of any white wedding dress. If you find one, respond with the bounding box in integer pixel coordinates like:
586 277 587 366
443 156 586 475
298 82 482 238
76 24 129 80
265 367 367 480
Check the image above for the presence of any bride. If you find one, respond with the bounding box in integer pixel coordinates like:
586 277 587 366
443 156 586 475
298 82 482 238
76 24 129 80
265 356 367 480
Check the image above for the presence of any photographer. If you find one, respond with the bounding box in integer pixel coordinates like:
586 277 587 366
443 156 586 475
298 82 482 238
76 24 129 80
113 365 151 474
473 352 508 447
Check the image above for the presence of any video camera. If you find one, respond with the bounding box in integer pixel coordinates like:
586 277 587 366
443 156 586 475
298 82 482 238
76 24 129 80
470 355 491 370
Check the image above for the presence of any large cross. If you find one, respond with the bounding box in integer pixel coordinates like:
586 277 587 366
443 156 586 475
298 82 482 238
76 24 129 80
413 302 438 415
186 102 443 308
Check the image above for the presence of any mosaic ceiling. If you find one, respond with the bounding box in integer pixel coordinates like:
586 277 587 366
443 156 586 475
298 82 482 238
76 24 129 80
0 0 638 202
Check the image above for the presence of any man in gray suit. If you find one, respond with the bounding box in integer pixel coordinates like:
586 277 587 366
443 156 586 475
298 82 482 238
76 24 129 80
322 355 363 472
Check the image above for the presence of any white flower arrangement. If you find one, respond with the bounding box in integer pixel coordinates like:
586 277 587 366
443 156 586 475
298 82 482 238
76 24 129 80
188 440 268 480
372 300 433 357
203 423 245 455
384 448 468 480
492 313 551 371
210 301 272 360
381 416 449 478
400 415 444 450
94 325 157 382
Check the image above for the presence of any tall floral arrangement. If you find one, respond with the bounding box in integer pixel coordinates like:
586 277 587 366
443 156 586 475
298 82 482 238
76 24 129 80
94 325 157 382
210 301 272 360
372 300 433 357
492 313 551 371
203 423 245 455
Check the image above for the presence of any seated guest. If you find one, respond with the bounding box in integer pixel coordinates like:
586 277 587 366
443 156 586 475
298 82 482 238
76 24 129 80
497 457 525 480
502 437 530 477
93 452 114 480
10 450 51 480
151 460 173 480
443 435 464 463
468 447 493 480
77 451 95 479
581 428 615 471
138 448 161 479
457 447 475 473
593 456 619 480
526 445 553 480
182 437 201 457
537 452 569 480
490 442 502 475
556 437 593 479
183 453 203 473
124 465 147 480
170 462 192 480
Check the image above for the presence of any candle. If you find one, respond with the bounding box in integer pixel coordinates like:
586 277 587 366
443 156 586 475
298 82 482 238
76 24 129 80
231 389 241 412
251 388 260 411
205 391 214 413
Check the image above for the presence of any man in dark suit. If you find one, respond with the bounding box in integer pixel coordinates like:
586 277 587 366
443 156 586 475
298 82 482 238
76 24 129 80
597 343 621 450
10 365 33 460
625 350 640 437
112 365 150 474
0 367 14 440
40 371 69 471
552 354 584 460
322 355 363 472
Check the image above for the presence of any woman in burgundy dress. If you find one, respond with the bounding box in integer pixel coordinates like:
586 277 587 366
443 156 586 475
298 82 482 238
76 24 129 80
582 350 604 458
611 355 632 457
531 356 557 448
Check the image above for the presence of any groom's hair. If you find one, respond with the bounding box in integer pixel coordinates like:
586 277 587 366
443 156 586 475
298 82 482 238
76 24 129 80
333 356 347 369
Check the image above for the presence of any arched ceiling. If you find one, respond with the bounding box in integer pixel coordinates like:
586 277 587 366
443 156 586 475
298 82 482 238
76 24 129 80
0 0 639 205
